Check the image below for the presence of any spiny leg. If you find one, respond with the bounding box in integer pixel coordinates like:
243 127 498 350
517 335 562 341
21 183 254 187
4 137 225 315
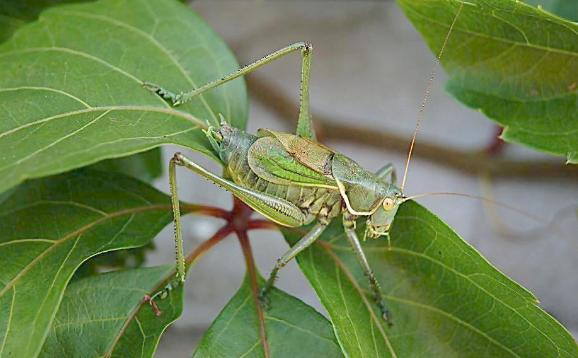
343 213 392 325
295 42 314 139
150 150 315 313
172 152 308 227
170 151 322 310
146 155 187 310
144 42 315 139
375 163 396 184
259 222 327 308
169 155 187 283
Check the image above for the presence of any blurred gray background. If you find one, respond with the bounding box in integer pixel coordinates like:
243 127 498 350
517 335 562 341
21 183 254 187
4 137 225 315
150 1 578 356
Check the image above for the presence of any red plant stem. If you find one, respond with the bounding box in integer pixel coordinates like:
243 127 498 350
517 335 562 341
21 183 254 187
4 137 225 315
180 198 256 271
181 203 230 220
185 225 233 268
237 230 270 358
230 198 254 229
485 125 506 156
247 220 278 231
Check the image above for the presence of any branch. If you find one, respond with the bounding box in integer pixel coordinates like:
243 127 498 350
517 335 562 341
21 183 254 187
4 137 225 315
237 230 271 358
245 75 578 179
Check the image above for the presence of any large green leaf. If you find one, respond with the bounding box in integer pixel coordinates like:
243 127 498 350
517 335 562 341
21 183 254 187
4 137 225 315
0 170 181 358
193 275 343 358
40 266 183 358
284 201 578 357
0 0 247 195
398 0 578 163
1 2 166 188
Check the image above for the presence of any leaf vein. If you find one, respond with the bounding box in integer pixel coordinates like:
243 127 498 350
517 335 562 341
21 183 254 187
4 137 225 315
405 5 578 58
60 10 220 124
0 204 173 298
0 86 91 108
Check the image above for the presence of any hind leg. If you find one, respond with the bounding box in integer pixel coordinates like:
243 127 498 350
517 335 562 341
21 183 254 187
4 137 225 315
375 163 396 184
144 42 315 139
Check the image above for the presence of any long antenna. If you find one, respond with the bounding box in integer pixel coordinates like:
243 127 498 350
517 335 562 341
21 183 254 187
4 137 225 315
400 3 464 191
402 191 548 224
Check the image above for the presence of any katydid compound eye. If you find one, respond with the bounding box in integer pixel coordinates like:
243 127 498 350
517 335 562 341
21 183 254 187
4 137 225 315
383 197 395 211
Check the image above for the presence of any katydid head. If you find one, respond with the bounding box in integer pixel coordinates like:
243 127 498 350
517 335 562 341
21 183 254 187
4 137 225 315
365 185 404 239
204 121 242 163
204 124 227 161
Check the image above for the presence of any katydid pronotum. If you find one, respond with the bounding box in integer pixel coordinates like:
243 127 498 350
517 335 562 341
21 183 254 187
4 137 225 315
143 5 465 325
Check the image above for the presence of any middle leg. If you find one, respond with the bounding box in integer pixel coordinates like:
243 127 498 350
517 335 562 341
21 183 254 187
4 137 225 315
260 222 327 307
343 213 392 325
375 163 396 184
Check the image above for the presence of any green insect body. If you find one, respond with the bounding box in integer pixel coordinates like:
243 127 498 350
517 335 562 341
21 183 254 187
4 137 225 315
144 41 410 324
206 122 403 234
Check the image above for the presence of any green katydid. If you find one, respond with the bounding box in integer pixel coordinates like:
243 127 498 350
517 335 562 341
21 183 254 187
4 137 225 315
143 6 465 324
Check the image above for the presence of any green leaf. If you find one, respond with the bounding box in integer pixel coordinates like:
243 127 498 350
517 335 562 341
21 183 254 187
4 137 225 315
40 266 183 358
0 2 166 186
0 0 166 185
0 0 247 194
284 201 578 357
91 148 163 183
193 274 343 358
398 0 578 163
81 148 164 276
0 170 179 358
524 0 578 21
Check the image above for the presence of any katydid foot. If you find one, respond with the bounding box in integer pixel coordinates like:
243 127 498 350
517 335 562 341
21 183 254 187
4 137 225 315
144 278 182 317
258 286 272 310
377 300 393 327
142 81 183 105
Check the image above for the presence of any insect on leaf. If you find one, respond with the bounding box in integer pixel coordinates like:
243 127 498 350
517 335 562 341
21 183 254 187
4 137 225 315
40 266 183 358
0 0 247 195
0 170 183 358
283 201 578 357
398 0 578 163
193 274 343 358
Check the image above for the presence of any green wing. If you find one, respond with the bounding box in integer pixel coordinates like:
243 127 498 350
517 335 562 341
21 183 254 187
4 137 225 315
248 136 337 188
256 128 335 176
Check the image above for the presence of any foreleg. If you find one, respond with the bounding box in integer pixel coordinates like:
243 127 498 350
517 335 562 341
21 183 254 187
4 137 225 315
343 213 392 325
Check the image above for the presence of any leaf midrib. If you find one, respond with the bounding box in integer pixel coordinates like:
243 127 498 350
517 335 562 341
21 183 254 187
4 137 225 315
404 2 578 58
0 105 203 140
57 9 223 125
320 241 523 357
104 274 172 357
0 203 173 297
327 242 563 356
315 241 399 358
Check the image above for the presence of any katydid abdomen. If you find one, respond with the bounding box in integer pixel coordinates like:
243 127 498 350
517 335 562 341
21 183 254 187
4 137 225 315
215 123 342 226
